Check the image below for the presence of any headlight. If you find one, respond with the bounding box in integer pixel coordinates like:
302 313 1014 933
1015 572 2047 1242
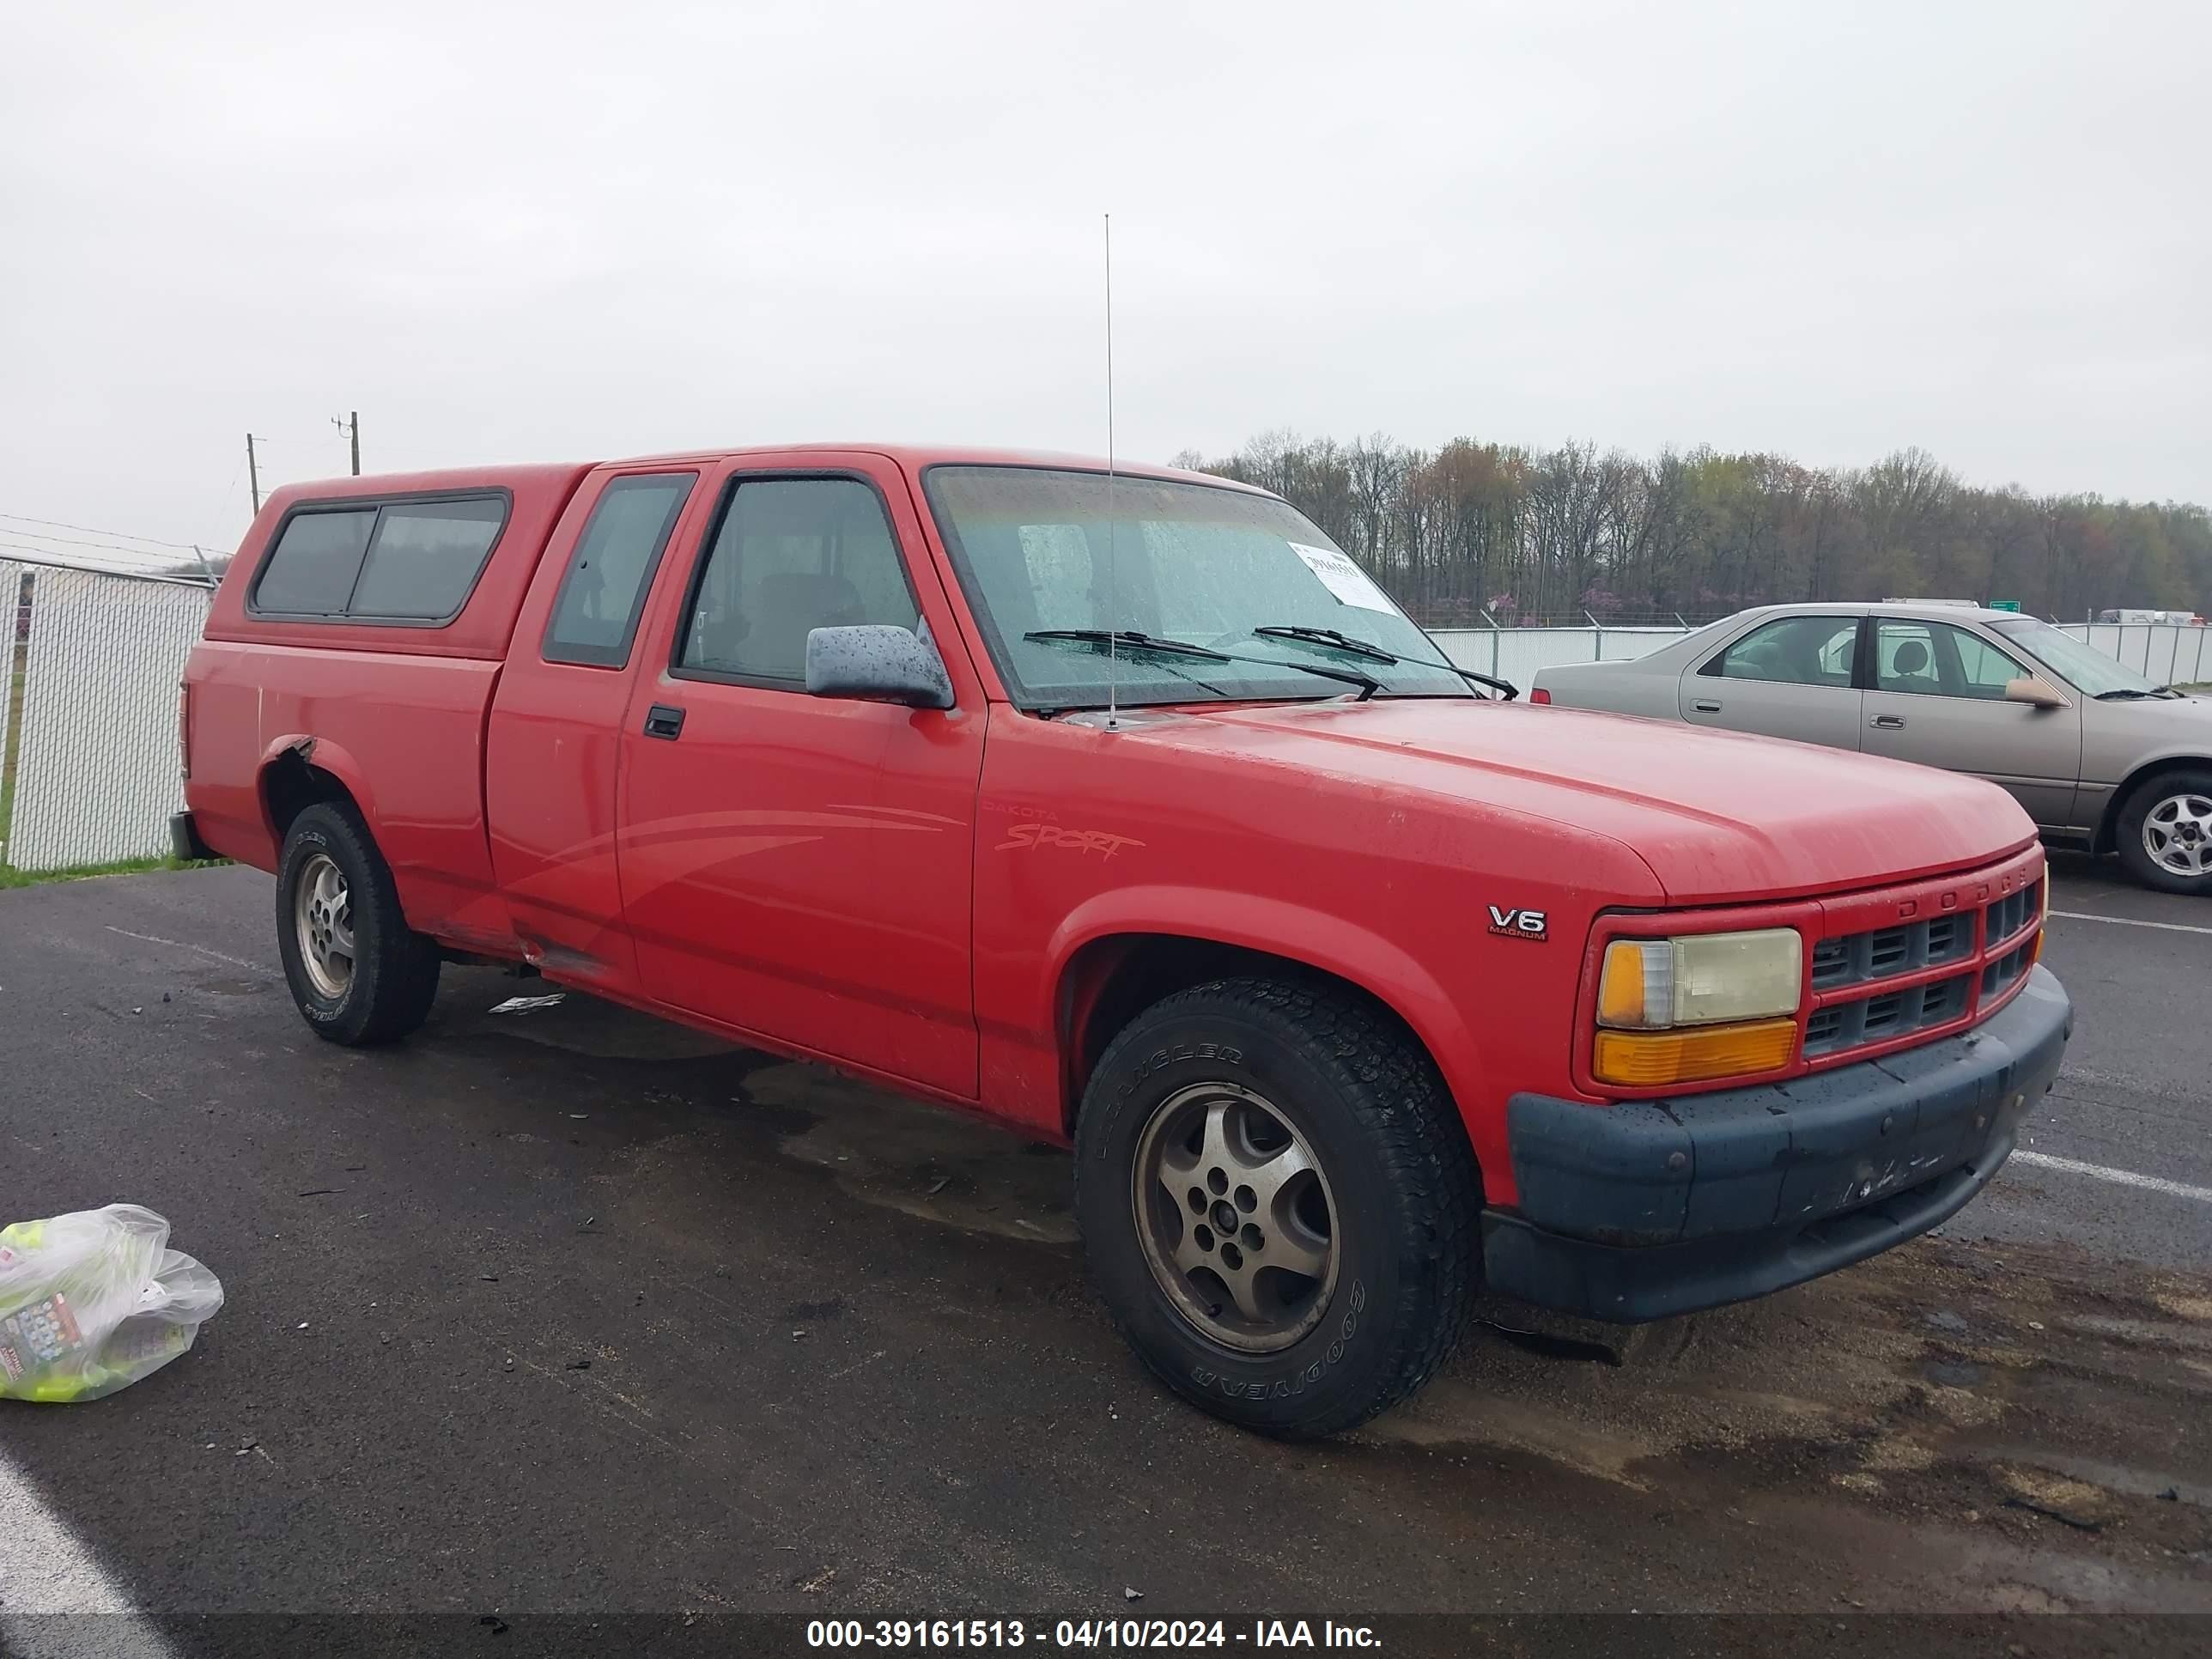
1596 929 1803 1029
1593 928 1803 1087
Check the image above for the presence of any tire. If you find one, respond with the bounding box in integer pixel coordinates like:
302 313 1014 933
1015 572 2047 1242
1073 976 1480 1439
2115 769 2212 895
275 803 442 1045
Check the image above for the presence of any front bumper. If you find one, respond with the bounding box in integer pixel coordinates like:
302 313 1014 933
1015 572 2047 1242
1481 966 2072 1322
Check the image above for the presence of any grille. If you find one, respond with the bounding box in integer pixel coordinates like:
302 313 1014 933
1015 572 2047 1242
1808 910 1973 989
1985 880 2041 946
1799 874 2039 1065
1982 939 2033 998
1803 971 1973 1057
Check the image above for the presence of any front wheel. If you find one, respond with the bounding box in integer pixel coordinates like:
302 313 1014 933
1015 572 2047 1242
2116 769 2212 895
275 804 442 1045
1073 977 1480 1438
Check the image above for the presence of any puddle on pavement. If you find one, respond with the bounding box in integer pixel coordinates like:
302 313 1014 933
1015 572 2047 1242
478 983 1079 1247
744 1064 1077 1245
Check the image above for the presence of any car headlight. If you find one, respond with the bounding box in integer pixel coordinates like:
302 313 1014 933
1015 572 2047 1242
1593 928 1803 1087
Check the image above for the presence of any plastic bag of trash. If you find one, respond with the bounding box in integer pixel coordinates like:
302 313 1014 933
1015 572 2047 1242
0 1205 223 1403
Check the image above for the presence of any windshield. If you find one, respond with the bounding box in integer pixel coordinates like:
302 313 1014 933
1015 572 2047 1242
922 466 1472 708
1989 617 2167 696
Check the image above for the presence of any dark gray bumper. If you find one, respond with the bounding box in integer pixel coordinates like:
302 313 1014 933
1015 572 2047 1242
1481 966 2072 1322
169 811 217 863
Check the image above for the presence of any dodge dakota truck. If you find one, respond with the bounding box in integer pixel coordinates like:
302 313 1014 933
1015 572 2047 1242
179 445 2071 1437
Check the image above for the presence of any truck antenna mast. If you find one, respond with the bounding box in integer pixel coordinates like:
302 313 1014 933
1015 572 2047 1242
1104 211 1118 732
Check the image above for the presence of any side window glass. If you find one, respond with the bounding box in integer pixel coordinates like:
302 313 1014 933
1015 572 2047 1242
679 478 920 683
1875 623 1942 695
544 473 696 666
252 509 376 615
1711 616 1858 686
349 498 507 619
1943 625 2030 700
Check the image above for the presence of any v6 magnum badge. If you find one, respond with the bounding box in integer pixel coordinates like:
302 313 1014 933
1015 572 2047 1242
1487 905 1547 941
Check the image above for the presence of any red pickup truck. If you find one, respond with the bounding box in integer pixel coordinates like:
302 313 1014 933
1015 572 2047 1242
179 445 2071 1437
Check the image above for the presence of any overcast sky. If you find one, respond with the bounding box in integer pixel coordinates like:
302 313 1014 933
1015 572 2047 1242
3 0 2205 566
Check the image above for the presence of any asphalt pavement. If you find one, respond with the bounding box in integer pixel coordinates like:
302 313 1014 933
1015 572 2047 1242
1968 851 2212 1269
0 860 2207 1652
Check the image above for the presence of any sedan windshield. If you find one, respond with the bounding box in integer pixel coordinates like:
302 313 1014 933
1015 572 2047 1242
922 466 1474 709
1989 617 2172 698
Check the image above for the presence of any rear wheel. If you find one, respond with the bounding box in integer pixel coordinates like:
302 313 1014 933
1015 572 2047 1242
1073 977 1480 1438
2116 769 2212 895
275 804 441 1044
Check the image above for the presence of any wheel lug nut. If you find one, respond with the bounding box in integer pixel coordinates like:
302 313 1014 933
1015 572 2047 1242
1241 1224 1263 1251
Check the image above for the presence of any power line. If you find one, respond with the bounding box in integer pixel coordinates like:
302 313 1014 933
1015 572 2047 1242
0 528 185 564
0 511 211 553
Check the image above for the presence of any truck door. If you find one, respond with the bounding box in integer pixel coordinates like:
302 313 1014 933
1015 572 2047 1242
615 458 984 1098
486 466 703 989
1678 611 1865 750
1860 617 2081 830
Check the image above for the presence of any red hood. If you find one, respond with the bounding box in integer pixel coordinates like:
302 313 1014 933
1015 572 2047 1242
1158 699 2037 905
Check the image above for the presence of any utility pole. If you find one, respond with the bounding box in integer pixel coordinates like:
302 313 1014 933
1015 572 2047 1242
333 410 360 476
246 433 262 514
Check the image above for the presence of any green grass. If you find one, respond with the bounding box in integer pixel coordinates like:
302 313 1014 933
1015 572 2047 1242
0 854 219 892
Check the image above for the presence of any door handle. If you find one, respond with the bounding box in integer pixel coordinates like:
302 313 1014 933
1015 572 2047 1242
1870 714 1905 730
1692 699 1722 713
643 703 687 740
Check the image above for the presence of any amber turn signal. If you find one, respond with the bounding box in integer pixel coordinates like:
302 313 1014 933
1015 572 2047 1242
1593 1018 1798 1088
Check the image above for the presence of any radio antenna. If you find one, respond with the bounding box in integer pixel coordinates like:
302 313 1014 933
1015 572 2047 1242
1103 211 1119 732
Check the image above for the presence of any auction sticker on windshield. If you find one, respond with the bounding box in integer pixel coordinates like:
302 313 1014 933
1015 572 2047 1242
1289 542 1395 612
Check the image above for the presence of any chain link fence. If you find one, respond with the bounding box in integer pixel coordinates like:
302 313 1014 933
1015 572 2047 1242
0 562 216 875
0 565 2203 878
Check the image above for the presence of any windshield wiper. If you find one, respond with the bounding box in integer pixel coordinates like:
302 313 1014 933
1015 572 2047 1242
1024 629 1381 700
1251 623 1520 701
2094 686 2179 700
1254 624 1401 665
1025 629 1231 662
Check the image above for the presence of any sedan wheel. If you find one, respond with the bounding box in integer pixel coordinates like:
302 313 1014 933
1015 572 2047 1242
2142 790 2212 878
2117 769 2212 895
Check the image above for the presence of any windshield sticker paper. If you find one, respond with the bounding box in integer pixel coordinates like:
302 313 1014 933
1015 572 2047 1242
1289 543 1395 613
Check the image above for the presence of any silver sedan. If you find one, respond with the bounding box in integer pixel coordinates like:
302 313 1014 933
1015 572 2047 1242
1533 602 2212 894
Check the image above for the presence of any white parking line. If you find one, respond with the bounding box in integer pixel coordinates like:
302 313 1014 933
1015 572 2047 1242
2012 1149 2212 1205
101 925 265 973
2050 909 2212 937
0 1449 179 1655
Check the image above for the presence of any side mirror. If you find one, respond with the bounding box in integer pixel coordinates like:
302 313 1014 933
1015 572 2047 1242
2004 676 2068 710
805 624 955 709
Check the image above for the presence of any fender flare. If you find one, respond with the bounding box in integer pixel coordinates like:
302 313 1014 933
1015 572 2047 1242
1044 884 1485 1126
257 732 380 843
